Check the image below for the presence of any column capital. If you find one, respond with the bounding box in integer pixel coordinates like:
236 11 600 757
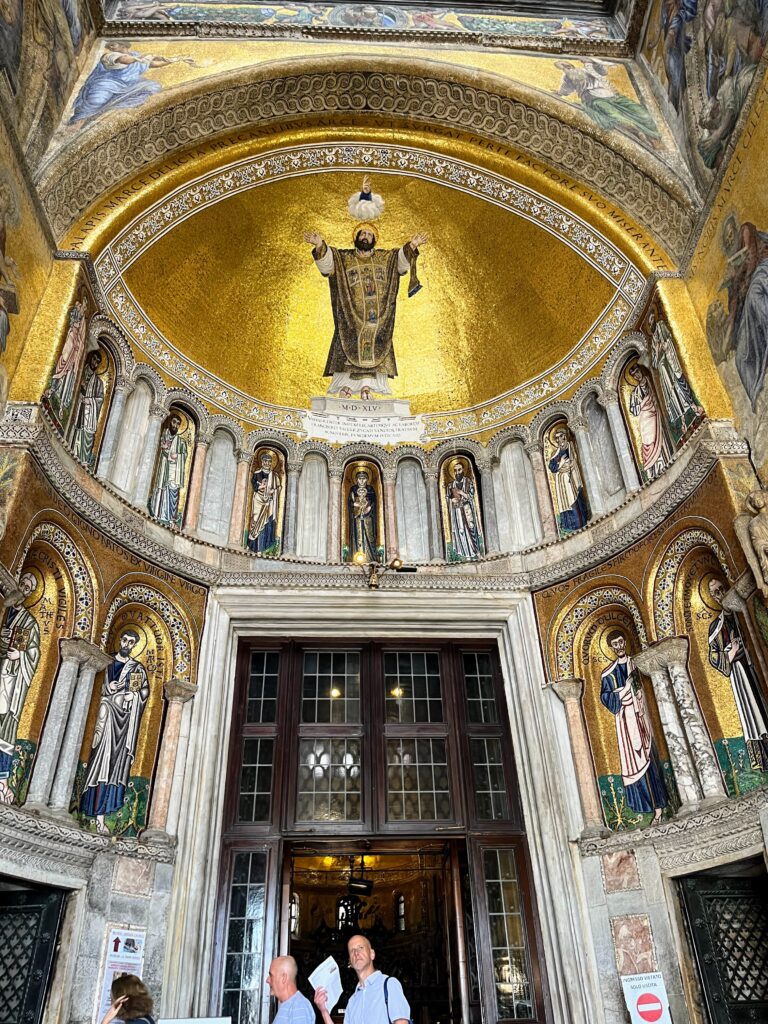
114 376 135 393
423 469 439 482
597 390 620 408
382 468 398 483
236 449 252 464
150 403 167 419
59 637 108 666
329 468 344 481
164 677 198 703
722 584 749 613
550 677 585 703
287 461 303 474
632 636 689 675
570 417 588 433
195 434 212 449
524 441 543 456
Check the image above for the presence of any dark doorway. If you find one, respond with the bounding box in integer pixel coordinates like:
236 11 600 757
285 842 464 1024
0 877 67 1024
679 857 768 1024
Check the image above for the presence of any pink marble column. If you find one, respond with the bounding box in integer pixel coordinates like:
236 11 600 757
228 450 252 547
327 470 342 561
551 677 606 835
146 678 197 835
184 435 211 532
383 471 399 561
525 441 558 542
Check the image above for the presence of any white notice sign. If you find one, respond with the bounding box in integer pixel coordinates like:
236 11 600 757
621 972 672 1024
95 925 147 1024
309 955 343 1013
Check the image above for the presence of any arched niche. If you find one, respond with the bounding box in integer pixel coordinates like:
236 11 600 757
245 445 286 557
574 603 677 832
148 404 198 529
395 457 430 563
439 453 485 562
110 378 152 497
198 428 238 545
341 459 384 564
542 419 590 538
674 545 768 798
42 281 92 436
493 440 541 552
618 355 673 483
67 337 117 471
296 453 329 560
582 392 625 511
0 537 75 806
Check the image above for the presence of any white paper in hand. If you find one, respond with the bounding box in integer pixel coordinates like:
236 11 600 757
309 956 343 1013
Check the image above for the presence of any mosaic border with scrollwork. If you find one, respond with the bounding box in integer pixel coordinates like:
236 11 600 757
94 143 645 437
17 521 95 641
652 528 731 638
102 583 192 679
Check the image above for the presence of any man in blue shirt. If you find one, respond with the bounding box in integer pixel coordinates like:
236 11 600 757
314 934 410 1024
267 956 315 1024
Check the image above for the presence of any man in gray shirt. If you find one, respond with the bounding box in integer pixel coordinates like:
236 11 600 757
314 934 410 1024
267 956 315 1024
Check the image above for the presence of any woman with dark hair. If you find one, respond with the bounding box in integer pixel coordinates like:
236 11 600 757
101 975 156 1024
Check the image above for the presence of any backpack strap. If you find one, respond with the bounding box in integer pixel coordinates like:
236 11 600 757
383 975 392 1024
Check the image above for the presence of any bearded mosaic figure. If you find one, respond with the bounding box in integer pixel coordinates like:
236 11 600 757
305 176 427 400
0 572 40 805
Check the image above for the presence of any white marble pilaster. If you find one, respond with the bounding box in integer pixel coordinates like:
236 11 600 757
283 461 301 555
423 470 443 560
599 392 641 493
96 378 133 481
478 461 500 554
524 442 558 543
571 417 605 518
166 694 194 838
382 470 399 561
48 647 113 811
133 403 166 508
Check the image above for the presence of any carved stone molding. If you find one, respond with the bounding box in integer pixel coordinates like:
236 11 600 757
633 637 689 675
38 68 694 259
164 677 198 704
59 637 107 665
551 677 585 703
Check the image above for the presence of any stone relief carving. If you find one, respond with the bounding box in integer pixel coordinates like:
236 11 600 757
734 490 768 601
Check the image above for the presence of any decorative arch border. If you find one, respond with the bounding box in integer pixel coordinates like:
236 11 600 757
16 521 96 640
208 415 244 451
487 423 532 463
101 582 193 680
431 437 488 472
88 314 133 381
294 440 334 469
165 389 211 436
600 331 649 393
245 428 298 462
553 585 648 678
530 401 576 443
131 363 167 404
573 379 605 419
651 528 732 639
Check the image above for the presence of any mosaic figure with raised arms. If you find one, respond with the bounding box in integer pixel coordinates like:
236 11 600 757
304 175 426 400
600 631 670 823
0 572 40 805
247 448 283 556
443 458 484 562
546 423 589 537
149 411 189 528
706 577 768 773
78 629 150 835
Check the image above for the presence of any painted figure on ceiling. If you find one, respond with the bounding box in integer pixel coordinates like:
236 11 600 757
72 349 105 468
0 572 40 805
555 59 663 150
304 175 426 400
79 629 150 834
627 363 672 479
707 577 768 772
69 41 197 124
445 458 484 561
247 449 282 555
0 177 20 353
707 215 768 410
647 308 703 442
348 467 378 561
600 631 669 823
45 286 90 430
149 411 189 528
547 424 589 536
645 0 697 112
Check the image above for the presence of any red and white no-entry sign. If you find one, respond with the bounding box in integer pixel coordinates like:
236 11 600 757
621 972 671 1024
636 991 665 1022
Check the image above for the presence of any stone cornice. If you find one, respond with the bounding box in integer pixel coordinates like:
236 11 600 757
38 65 693 260
579 789 767 871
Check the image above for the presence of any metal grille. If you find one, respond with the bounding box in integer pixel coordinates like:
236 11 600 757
0 910 38 1024
0 889 65 1024
711 896 768 1002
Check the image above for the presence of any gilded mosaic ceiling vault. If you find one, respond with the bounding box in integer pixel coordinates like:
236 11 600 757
35 55 697 260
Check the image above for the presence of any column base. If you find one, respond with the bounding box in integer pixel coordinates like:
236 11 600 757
580 824 612 840
141 826 176 845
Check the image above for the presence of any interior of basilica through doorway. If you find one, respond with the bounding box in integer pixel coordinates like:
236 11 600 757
1 0 768 1020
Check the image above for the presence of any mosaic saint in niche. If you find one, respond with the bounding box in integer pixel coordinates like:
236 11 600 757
149 408 192 528
72 348 108 467
621 357 671 482
304 176 427 400
247 447 284 556
545 422 589 537
647 307 703 444
0 572 41 804
442 457 484 562
44 285 90 432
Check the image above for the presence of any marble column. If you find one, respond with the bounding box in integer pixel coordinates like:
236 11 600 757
524 442 558 543
166 696 195 838
478 461 500 554
383 471 399 561
327 470 342 561
424 470 443 560
146 678 198 836
48 647 113 811
283 461 301 555
571 417 605 518
599 392 641 493
662 637 727 801
551 678 606 835
26 638 103 807
184 435 211 532
96 377 133 481
632 644 702 811
228 450 251 547
133 403 166 508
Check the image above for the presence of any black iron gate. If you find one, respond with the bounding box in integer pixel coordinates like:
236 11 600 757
0 884 67 1024
680 871 768 1024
